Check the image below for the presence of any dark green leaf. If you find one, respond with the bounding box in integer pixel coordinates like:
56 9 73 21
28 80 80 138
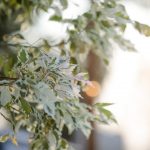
20 98 32 114
18 48 29 63
50 15 62 21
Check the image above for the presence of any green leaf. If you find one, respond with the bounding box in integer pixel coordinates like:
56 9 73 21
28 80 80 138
0 134 10 143
100 107 117 123
101 20 111 28
135 21 150 37
103 58 109 65
35 82 56 117
63 113 75 134
95 102 114 107
0 87 11 106
60 0 68 9
20 98 32 114
18 48 29 63
47 0 53 6
48 131 57 149
11 136 18 146
50 15 62 21
80 123 92 138
60 139 68 149
101 108 113 118
94 103 117 123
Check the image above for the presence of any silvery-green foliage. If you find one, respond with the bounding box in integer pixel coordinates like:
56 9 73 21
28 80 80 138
0 47 98 149
0 87 11 106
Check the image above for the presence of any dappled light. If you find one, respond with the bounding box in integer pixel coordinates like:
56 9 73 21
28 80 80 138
83 81 101 98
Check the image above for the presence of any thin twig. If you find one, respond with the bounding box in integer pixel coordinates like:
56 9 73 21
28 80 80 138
0 77 18 80
10 106 23 114
0 111 11 123
0 40 69 49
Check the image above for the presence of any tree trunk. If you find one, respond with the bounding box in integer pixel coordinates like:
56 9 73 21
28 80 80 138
85 50 106 150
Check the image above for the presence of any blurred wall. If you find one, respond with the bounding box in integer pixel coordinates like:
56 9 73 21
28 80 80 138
99 1 150 150
127 0 150 8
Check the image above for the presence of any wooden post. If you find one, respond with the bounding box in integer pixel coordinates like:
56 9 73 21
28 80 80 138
84 50 106 150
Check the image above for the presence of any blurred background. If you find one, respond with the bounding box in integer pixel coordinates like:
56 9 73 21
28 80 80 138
99 0 150 150
1 0 150 150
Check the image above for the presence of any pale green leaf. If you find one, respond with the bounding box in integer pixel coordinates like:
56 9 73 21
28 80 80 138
135 21 150 37
0 134 10 143
11 136 18 146
0 87 11 106
94 103 117 123
35 82 56 117
60 0 68 9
